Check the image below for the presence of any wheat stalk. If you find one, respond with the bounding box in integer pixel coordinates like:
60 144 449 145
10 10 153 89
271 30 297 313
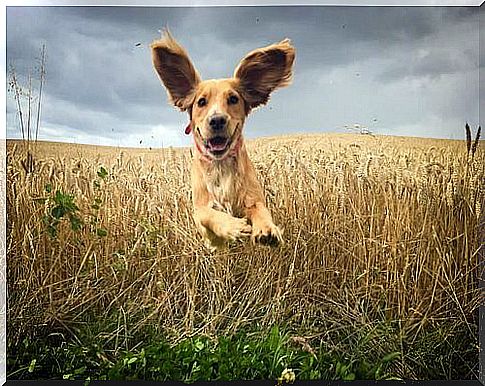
6 133 482 367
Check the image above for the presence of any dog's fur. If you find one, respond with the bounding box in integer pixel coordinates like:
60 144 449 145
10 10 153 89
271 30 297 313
151 31 295 249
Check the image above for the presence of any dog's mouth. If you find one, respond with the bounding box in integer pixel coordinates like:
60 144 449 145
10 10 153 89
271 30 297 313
197 124 240 160
205 136 231 157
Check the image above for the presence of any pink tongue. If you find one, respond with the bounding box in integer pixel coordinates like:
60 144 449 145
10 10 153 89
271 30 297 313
209 139 227 151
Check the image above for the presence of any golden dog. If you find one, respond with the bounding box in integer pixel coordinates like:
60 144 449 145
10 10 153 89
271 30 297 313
151 31 295 249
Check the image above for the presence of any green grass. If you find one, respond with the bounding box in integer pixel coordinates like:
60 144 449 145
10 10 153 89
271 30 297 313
7 314 478 382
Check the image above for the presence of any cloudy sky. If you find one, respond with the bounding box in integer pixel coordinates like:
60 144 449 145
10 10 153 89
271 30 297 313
6 5 480 147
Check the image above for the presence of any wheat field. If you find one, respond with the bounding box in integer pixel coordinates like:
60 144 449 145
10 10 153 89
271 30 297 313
6 132 483 378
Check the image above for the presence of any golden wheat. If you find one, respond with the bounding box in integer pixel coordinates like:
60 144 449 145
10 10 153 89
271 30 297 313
6 133 483 376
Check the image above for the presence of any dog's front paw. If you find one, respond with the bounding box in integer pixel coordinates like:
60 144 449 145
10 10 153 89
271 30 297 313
252 221 283 246
218 216 252 241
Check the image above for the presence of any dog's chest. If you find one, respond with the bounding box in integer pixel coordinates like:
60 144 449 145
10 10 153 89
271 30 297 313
205 162 242 215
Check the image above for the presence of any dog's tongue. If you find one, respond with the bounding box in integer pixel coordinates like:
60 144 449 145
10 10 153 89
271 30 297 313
208 137 228 151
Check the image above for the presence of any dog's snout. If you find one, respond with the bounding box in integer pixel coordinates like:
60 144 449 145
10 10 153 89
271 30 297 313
209 115 227 131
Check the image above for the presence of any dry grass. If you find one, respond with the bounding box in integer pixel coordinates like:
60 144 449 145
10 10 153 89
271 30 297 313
6 133 483 376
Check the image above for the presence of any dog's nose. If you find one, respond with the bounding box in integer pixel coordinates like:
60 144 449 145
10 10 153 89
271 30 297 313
209 115 227 131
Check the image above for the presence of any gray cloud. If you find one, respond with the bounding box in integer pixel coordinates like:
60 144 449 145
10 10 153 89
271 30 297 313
378 46 477 83
480 5 485 125
6 5 480 146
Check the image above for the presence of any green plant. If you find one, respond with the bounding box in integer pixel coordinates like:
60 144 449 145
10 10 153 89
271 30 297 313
41 185 83 237
89 166 109 237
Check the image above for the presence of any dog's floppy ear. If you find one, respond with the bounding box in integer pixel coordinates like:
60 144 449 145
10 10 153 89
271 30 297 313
151 30 201 111
234 38 295 112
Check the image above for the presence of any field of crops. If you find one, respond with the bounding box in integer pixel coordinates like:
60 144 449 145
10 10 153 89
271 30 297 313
6 132 483 380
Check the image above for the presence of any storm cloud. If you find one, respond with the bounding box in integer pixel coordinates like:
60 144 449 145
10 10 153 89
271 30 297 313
6 5 480 147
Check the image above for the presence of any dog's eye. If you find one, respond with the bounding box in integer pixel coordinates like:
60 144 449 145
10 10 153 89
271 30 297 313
228 95 239 105
197 97 207 107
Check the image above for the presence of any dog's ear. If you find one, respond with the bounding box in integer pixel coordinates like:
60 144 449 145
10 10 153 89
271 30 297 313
151 30 201 111
234 38 295 112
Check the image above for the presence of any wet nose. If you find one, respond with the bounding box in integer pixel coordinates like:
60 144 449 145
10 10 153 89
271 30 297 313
209 115 227 131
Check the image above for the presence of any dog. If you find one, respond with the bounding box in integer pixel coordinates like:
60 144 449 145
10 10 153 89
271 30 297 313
151 31 295 249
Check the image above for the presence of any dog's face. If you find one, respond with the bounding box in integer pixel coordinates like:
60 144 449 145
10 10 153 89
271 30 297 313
151 31 295 160
191 79 246 159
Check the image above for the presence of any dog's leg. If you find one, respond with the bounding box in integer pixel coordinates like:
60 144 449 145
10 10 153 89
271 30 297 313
245 201 283 246
192 162 252 248
194 205 252 248
241 157 283 247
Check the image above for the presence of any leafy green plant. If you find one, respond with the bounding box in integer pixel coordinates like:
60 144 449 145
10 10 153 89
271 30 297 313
90 166 108 238
10 319 476 382
36 166 110 239
41 185 83 237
